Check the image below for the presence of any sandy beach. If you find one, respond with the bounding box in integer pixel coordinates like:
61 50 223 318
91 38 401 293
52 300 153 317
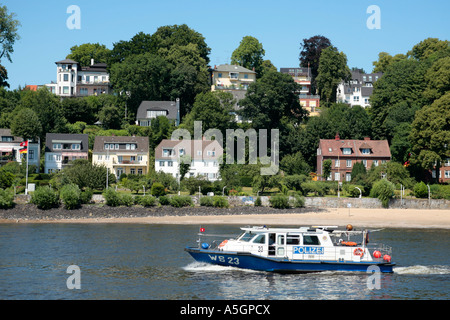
2 207 449 229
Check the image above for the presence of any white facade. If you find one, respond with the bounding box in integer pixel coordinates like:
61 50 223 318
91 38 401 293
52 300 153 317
0 129 40 172
155 140 223 181
336 71 383 108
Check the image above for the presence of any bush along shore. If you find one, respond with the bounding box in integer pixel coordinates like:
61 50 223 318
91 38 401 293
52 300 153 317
0 203 314 222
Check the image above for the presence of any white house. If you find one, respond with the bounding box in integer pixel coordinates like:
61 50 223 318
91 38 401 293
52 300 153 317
44 133 89 173
155 139 223 181
336 70 383 108
45 58 111 97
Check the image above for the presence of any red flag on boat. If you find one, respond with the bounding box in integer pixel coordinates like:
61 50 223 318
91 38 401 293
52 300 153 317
200 227 205 233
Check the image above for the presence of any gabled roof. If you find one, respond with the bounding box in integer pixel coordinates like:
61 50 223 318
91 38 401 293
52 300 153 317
93 136 149 153
136 101 178 120
318 137 391 158
55 59 79 64
45 133 89 152
212 64 256 74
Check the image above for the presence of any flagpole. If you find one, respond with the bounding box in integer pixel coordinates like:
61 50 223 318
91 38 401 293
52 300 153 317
25 139 30 195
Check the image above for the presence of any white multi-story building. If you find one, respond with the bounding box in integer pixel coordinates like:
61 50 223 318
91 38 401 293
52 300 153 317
336 70 383 108
155 139 223 181
45 58 111 97
44 133 89 173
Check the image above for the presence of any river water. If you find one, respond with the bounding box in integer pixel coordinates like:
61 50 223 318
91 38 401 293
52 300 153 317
0 223 448 300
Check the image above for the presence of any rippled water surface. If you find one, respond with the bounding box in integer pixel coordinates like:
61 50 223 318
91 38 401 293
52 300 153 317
0 224 448 300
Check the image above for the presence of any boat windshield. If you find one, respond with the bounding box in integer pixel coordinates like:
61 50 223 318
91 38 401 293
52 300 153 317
238 232 255 242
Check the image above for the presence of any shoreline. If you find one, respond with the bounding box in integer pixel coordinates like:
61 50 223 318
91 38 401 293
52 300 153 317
1 204 449 229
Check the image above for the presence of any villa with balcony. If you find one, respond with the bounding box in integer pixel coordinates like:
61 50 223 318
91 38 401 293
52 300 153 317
92 136 149 179
210 64 256 122
45 58 111 98
44 133 89 173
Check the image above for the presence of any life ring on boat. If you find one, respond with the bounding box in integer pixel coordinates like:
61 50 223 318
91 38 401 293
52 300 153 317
353 248 364 257
342 241 357 246
218 240 228 248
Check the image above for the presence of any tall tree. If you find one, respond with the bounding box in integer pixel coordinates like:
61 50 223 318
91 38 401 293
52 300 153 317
66 43 111 67
231 36 265 76
372 52 406 73
407 37 450 62
108 32 154 66
409 92 450 181
151 24 211 64
299 35 331 93
0 5 20 63
10 108 42 141
239 71 305 130
315 46 351 107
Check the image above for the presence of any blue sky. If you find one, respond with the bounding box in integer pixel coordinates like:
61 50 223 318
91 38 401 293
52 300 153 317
2 0 449 90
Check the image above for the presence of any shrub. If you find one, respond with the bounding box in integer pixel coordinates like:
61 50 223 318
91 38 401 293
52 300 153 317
269 194 290 209
80 188 93 204
370 179 395 208
0 188 14 209
103 188 121 207
31 186 59 210
290 194 305 208
200 196 214 207
342 184 365 198
158 195 170 205
139 195 157 207
212 196 228 208
414 181 428 198
170 195 193 207
120 193 134 207
151 183 166 197
60 184 81 210
254 196 262 207
430 184 450 200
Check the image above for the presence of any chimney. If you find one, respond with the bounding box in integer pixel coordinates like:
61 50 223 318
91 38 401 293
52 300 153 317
91 58 94 66
364 137 371 141
335 133 340 141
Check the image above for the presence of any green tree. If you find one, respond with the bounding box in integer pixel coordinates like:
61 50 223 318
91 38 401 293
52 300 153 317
322 159 332 180
66 43 111 67
231 36 265 76
315 46 351 107
409 92 450 181
182 91 235 135
239 71 305 129
0 5 20 63
280 151 311 176
407 37 450 62
10 108 42 141
372 52 406 73
108 31 154 66
423 56 450 102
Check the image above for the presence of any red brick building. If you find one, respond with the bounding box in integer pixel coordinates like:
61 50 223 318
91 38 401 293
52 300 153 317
316 134 391 182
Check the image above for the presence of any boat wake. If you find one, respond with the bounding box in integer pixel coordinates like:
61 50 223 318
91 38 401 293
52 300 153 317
182 262 258 273
394 265 450 275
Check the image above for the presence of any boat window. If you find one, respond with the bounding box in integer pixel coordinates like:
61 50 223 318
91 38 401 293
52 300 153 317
239 232 254 242
252 234 266 244
286 235 300 245
303 235 320 245
277 235 285 245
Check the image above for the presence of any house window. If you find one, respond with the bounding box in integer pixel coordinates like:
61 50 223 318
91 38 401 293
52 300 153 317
86 76 90 82
445 171 450 179
363 160 367 167
98 155 102 160
168 161 173 167
353 96 359 102
79 88 88 96
346 173 351 182
147 110 167 118
105 144 109 150
334 172 340 181
335 159 340 167
53 143 62 150
373 160 379 167
130 156 136 162
163 148 173 157
361 148 371 154
218 73 222 78
138 169 143 175
159 161 165 167
28 149 34 160
137 156 143 162
63 86 69 94
343 148 352 155
72 144 80 150
346 160 352 167
229 72 238 79
63 74 69 81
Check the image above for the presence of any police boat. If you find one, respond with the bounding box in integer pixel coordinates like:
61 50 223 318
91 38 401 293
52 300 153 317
184 225 395 273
